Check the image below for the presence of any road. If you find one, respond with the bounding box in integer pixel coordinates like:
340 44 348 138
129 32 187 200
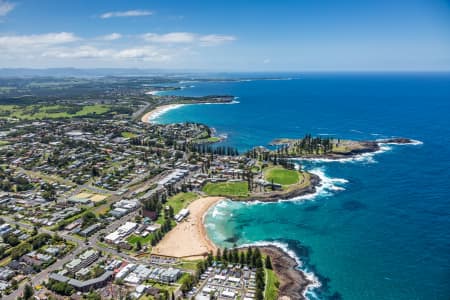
1 211 139 300
1 163 199 298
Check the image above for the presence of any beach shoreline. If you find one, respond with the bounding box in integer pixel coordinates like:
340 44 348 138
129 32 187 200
140 104 185 123
151 196 224 260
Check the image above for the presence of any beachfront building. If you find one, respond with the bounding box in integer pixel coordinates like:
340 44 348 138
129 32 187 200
105 222 138 244
174 208 189 222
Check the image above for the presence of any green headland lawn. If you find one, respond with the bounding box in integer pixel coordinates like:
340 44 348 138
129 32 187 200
264 166 300 185
203 181 249 197
265 268 280 300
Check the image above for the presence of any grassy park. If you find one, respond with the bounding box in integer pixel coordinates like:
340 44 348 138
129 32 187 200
265 268 280 300
203 181 249 197
264 166 301 185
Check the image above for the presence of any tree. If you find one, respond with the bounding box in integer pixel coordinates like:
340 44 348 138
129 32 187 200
23 284 34 300
222 247 228 262
85 291 102 300
255 288 264 300
82 211 97 227
239 251 246 265
265 256 273 269
136 240 142 251
215 248 222 261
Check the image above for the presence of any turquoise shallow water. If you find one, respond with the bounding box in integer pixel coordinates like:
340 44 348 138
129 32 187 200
155 74 450 300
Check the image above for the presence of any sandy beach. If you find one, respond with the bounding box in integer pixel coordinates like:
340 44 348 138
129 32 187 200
140 104 184 123
151 196 224 260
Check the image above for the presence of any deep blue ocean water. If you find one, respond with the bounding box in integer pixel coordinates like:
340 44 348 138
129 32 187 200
154 74 450 300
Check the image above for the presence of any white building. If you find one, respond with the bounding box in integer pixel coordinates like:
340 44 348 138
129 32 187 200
105 222 138 244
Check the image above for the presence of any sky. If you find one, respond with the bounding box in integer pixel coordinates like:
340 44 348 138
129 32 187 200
0 0 450 71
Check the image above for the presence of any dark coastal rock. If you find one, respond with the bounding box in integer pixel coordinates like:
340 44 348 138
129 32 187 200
377 137 414 144
260 246 312 300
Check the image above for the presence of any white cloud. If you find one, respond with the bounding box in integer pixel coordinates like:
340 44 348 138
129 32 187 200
0 0 15 17
199 34 236 46
142 32 196 44
40 45 172 62
0 30 235 67
42 46 113 59
0 32 79 48
115 47 171 61
142 32 236 46
100 10 152 19
98 33 122 41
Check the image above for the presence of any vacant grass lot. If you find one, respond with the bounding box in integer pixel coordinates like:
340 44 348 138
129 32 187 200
264 167 300 185
127 233 153 246
0 104 110 120
203 181 249 197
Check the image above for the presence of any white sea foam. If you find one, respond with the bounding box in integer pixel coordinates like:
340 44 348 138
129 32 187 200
242 167 348 204
317 133 335 136
288 167 348 201
179 80 199 84
200 100 240 105
350 129 364 134
148 100 240 122
377 139 424 146
210 200 231 218
147 104 185 122
145 90 162 95
296 144 392 164
238 240 321 299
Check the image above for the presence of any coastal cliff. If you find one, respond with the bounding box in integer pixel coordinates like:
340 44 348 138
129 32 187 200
260 246 313 300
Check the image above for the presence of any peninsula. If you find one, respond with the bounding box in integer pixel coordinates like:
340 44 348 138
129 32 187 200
268 135 417 160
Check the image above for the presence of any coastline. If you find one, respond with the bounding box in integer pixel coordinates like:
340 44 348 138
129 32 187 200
140 95 237 124
140 103 185 123
151 196 224 260
260 245 315 300
240 173 321 203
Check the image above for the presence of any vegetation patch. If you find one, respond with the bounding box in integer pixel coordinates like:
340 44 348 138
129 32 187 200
265 268 280 300
166 192 198 214
121 131 138 138
264 167 300 185
0 104 111 120
203 181 249 197
127 233 153 246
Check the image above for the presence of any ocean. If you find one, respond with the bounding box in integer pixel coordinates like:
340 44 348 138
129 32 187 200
153 73 450 300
